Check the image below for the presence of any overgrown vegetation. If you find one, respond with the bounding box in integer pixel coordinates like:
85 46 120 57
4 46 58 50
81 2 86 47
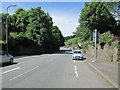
2 7 64 54
65 2 120 49
64 37 83 47
100 31 114 43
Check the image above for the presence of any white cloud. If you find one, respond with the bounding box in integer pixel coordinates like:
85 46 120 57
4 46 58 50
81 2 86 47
51 15 79 36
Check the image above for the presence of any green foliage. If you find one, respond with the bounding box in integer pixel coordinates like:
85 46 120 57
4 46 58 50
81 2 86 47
75 26 92 41
2 7 64 53
64 35 75 41
14 8 24 14
100 31 114 43
10 32 25 39
80 2 116 32
64 36 94 50
9 32 18 39
52 26 64 48
0 40 6 44
72 2 119 49
82 40 94 49
16 10 28 32
75 2 119 38
64 37 83 47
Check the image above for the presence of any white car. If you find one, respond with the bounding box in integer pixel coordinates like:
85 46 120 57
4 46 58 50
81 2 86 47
72 50 84 60
0 51 14 65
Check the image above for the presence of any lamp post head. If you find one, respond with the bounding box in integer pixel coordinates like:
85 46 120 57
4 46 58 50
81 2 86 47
95 29 97 32
12 5 16 7
7 5 16 9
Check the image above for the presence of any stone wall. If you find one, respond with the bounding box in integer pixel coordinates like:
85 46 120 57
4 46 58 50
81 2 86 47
7 46 47 56
85 45 94 57
19 47 46 55
86 40 120 62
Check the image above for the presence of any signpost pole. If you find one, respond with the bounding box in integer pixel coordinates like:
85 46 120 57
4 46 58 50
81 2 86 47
94 29 97 62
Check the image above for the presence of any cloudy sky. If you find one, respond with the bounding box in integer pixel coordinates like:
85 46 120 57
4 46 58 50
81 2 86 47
2 2 85 36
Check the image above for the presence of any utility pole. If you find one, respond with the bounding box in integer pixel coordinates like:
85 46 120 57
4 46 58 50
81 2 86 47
6 5 16 53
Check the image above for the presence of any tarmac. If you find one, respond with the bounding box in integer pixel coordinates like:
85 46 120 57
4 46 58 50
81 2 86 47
85 55 119 89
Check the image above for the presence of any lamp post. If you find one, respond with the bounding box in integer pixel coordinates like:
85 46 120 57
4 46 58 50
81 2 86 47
6 5 16 53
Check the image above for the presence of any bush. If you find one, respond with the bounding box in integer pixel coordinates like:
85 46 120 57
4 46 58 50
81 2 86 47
64 37 83 47
82 40 94 49
100 31 114 44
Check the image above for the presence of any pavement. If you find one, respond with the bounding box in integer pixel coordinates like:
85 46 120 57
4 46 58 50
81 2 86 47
1 50 115 88
85 55 119 89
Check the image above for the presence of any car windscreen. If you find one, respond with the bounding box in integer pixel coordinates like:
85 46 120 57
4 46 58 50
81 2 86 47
73 51 81 54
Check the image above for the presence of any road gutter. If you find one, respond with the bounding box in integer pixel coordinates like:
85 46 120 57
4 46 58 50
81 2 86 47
86 60 119 89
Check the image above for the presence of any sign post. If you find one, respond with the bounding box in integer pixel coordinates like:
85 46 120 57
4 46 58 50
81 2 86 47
93 29 100 62
94 29 97 62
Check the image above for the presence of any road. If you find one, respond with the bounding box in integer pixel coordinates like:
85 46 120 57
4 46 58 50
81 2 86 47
1 49 112 88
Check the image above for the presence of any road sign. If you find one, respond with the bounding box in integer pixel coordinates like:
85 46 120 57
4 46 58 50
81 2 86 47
93 30 100 43
93 29 100 62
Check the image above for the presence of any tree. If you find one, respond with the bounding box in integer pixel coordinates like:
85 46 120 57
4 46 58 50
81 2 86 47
1 7 64 54
79 2 117 34
75 26 92 41
16 10 28 32
52 26 64 49
64 35 75 41
25 7 53 48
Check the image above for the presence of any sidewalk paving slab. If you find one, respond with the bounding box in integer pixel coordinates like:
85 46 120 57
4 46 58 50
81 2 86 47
85 55 119 89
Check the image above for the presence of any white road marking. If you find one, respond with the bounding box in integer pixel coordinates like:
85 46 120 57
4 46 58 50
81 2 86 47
74 65 77 71
10 66 39 80
0 67 20 74
75 71 78 77
73 60 75 63
2 60 30 69
74 65 78 77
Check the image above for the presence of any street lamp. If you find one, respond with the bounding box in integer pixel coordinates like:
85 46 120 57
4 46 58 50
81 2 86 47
6 5 16 53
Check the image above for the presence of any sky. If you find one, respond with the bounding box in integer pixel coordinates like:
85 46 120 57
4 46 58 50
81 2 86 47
1 2 85 36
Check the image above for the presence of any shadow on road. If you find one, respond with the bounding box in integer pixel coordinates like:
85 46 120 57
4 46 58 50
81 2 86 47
49 50 73 54
72 58 86 61
0 62 18 67
13 50 73 59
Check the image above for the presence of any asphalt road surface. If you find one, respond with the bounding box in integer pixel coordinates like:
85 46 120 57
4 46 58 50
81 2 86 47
1 49 112 88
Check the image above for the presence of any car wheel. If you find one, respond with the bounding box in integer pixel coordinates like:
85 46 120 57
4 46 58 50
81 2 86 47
9 58 14 64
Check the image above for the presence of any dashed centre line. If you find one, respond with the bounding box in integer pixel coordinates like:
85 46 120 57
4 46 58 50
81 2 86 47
73 60 79 78
74 65 78 77
75 70 78 77
74 65 77 71
0 67 20 74
10 66 39 80
73 60 75 63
